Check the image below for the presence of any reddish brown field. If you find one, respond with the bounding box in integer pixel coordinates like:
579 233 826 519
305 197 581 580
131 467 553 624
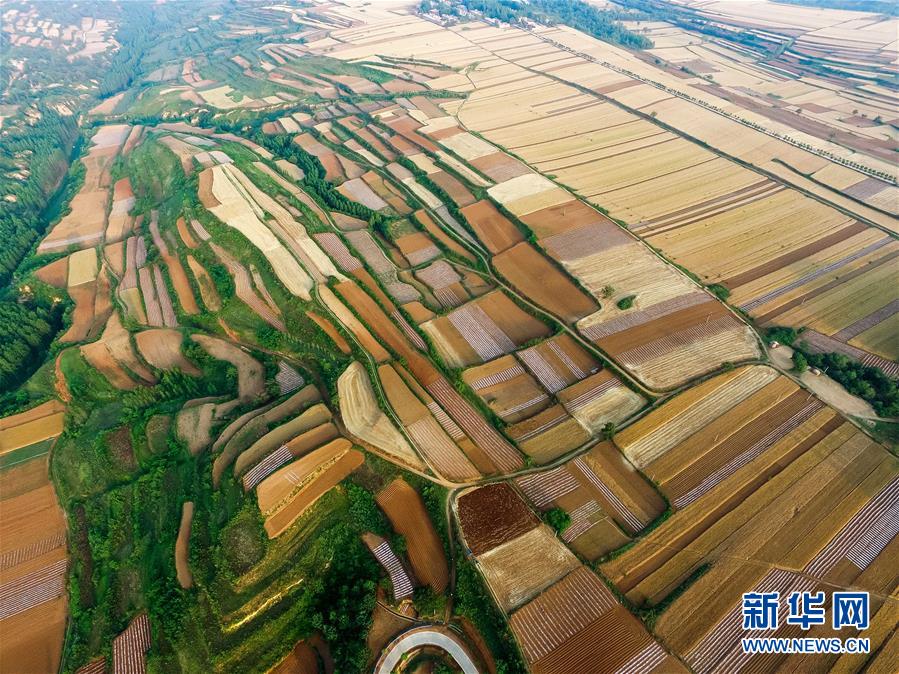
430 171 476 207
376 478 449 593
597 300 730 356
34 257 68 288
305 311 351 354
457 484 538 555
176 217 198 249
271 641 320 674
174 502 194 588
494 243 598 323
61 284 97 343
460 200 523 254
335 280 414 359
522 199 609 239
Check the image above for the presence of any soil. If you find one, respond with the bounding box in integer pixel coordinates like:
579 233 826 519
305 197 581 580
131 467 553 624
457 484 538 555
174 502 194 589
305 311 351 354
494 242 598 323
460 200 523 254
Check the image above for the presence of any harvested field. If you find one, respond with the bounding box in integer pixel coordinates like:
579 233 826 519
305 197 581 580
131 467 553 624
337 177 389 211
185 256 221 311
494 243 598 323
68 248 98 287
190 334 264 402
616 366 777 468
557 370 645 434
234 403 332 478
212 387 320 485
258 440 364 538
415 210 477 263
241 422 339 491
134 329 199 375
201 165 312 299
463 357 551 424
459 200 523 254
174 502 194 589
477 524 579 612
337 362 423 469
376 478 449 593
80 314 155 390
0 401 65 455
319 286 389 361
457 484 538 555
516 334 599 393
507 406 591 463
394 232 440 267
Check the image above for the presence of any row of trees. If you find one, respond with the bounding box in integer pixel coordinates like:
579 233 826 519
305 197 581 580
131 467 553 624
422 0 654 49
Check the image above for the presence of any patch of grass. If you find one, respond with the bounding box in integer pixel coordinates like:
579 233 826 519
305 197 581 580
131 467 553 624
616 295 636 310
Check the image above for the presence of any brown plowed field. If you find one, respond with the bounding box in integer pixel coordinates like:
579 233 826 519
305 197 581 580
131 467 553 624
60 284 96 343
135 329 200 375
319 285 389 362
494 242 598 323
34 257 68 288
271 641 319 674
174 502 194 588
305 311 351 354
263 446 364 538
460 200 523 254
430 170 476 206
522 199 609 239
376 478 449 593
597 299 731 356
457 484 538 555
175 217 198 249
335 280 413 358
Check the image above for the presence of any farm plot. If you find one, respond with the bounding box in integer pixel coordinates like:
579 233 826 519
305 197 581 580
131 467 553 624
185 256 221 311
0 424 68 674
212 386 321 484
337 362 423 470
80 314 157 390
462 356 551 424
556 370 645 435
0 401 65 455
516 334 599 393
148 212 199 315
174 502 194 589
256 439 364 538
190 334 264 402
422 291 550 368
415 260 469 309
509 566 683 674
199 164 312 299
362 532 414 602
494 242 598 324
344 230 421 304
38 125 131 253
394 232 440 267
376 478 449 593
378 364 479 482
478 524 579 612
457 483 538 556
241 421 339 492
459 199 523 254
111 613 151 674
506 405 591 464
208 243 284 330
105 178 135 243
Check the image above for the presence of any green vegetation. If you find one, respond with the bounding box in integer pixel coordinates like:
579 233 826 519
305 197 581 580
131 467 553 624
616 295 636 310
792 350 808 374
544 507 572 535
766 327 899 417
423 0 653 49
707 284 730 301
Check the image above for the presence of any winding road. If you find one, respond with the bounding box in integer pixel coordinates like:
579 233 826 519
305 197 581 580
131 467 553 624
375 626 481 674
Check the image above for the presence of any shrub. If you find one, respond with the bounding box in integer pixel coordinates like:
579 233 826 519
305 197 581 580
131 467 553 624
617 295 635 310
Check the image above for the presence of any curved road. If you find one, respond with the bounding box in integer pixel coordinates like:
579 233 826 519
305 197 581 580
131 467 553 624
375 626 480 674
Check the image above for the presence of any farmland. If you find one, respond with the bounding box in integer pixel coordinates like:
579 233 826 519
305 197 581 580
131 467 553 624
1 0 896 673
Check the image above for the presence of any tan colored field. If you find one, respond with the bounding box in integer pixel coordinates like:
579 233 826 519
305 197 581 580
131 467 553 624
318 285 390 361
234 404 332 477
174 502 194 589
134 329 200 375
67 248 98 287
477 525 579 612
0 401 65 455
201 164 312 299
337 362 423 470
190 334 264 402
